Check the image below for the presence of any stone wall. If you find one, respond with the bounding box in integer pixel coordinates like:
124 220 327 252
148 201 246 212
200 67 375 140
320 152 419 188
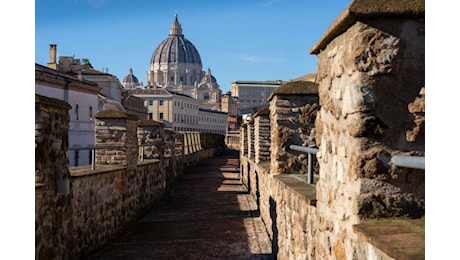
240 1 425 259
35 94 75 259
254 108 270 164
239 80 321 259
225 131 240 150
268 81 320 175
247 122 255 160
35 103 227 259
94 110 139 168
70 162 166 255
241 156 318 259
241 124 248 157
137 120 164 160
310 1 425 258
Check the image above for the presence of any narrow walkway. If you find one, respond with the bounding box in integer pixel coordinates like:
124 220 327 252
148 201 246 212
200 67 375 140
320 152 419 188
85 150 273 259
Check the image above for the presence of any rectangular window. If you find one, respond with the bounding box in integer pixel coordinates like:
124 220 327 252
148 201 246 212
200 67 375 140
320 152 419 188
159 112 164 120
148 113 153 120
149 100 153 106
89 106 93 121
75 104 79 120
159 100 164 106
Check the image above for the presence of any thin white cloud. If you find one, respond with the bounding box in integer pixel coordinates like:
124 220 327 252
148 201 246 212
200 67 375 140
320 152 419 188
239 55 263 64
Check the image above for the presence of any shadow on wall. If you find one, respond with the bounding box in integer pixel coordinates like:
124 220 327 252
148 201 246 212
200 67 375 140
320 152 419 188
255 168 260 211
270 196 278 259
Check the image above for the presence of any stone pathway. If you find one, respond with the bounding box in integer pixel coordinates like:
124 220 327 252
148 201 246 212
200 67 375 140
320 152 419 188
85 150 273 259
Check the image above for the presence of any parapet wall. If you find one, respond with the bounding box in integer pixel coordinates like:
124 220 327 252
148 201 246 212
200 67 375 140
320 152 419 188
312 4 425 259
70 162 166 255
241 1 425 259
241 80 321 258
35 100 227 260
35 94 75 259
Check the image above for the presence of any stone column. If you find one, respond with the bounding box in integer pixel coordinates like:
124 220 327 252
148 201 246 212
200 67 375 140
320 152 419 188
240 124 248 156
254 108 271 164
310 2 425 258
94 110 139 170
164 129 176 158
35 94 75 259
175 132 184 156
267 81 319 175
137 120 164 160
247 122 254 160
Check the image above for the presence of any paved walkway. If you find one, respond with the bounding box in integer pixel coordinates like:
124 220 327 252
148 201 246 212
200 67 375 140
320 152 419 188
85 150 273 259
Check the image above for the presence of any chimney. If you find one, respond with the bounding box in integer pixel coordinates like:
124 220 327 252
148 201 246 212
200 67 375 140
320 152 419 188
47 43 57 70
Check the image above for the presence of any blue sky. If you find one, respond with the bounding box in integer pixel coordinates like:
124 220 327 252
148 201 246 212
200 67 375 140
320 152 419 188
35 0 351 93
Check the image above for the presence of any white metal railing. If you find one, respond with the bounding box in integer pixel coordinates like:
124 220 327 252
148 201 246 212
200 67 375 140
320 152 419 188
68 143 161 170
289 145 424 184
289 145 319 184
390 154 425 170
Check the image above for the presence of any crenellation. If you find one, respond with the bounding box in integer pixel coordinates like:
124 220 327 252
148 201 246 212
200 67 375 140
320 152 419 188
35 100 227 259
239 1 424 259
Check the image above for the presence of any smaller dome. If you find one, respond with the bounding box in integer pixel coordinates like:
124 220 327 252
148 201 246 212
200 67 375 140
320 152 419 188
200 68 217 84
123 68 142 88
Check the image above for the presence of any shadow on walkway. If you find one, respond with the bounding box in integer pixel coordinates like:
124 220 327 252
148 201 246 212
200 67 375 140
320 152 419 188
84 150 273 259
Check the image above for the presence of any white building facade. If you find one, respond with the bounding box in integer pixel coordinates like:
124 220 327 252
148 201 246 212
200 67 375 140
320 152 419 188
35 63 102 167
127 88 227 135
231 80 282 112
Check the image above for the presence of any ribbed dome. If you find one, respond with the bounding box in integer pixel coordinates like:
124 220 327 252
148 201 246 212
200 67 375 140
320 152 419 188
122 68 141 88
150 14 202 66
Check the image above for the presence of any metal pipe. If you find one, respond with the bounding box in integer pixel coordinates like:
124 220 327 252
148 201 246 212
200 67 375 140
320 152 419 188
307 152 314 184
390 155 425 170
289 145 319 155
70 144 161 169
91 148 96 170
141 146 144 162
289 145 319 184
